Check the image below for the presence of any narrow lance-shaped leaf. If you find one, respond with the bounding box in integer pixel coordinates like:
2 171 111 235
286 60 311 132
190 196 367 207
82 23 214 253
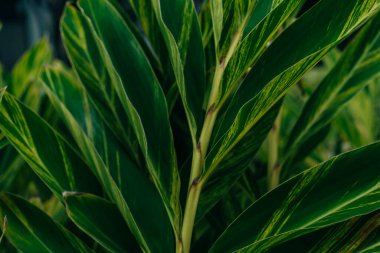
0 92 100 201
64 193 139 253
210 141 380 252
283 13 380 176
41 65 174 253
271 212 380 253
218 0 306 105
197 101 282 220
205 0 380 180
210 0 257 57
77 0 181 232
9 38 52 98
60 5 139 160
0 193 92 253
150 0 206 143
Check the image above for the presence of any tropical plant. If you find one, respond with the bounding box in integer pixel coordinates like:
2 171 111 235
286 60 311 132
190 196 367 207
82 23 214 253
0 39 57 199
0 0 380 252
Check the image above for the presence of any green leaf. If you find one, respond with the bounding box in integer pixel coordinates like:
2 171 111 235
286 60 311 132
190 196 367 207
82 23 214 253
77 0 181 232
271 212 380 252
336 83 379 147
0 193 92 253
64 192 139 253
41 65 175 252
205 0 380 180
209 142 380 252
9 38 52 98
60 5 138 160
283 13 380 176
197 102 282 220
0 92 100 201
150 0 206 143
219 0 305 105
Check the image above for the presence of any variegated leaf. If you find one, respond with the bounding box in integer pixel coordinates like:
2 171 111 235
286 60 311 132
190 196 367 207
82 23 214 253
205 0 380 181
0 193 92 253
0 92 100 201
77 0 181 234
210 142 380 252
282 13 380 177
41 65 174 253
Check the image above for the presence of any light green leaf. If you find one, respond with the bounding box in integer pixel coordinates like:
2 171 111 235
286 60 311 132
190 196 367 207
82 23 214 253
0 193 92 253
210 142 380 252
64 192 139 253
0 92 100 201
9 38 52 98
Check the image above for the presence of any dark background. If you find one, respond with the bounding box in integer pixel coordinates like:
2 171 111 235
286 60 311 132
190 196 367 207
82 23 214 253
0 0 318 70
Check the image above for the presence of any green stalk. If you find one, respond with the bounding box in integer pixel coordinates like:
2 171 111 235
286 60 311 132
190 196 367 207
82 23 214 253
181 65 222 253
267 109 282 190
180 29 243 253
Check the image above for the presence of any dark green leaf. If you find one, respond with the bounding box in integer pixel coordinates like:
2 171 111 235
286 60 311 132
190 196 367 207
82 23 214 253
41 65 175 252
205 0 380 180
64 192 139 253
0 193 92 253
210 142 380 252
283 14 380 176
77 0 181 233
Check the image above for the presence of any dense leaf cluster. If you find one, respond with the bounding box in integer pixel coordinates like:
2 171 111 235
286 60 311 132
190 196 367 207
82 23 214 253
0 0 380 252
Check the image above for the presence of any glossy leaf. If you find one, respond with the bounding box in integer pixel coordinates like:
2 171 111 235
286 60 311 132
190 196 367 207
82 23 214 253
210 142 380 252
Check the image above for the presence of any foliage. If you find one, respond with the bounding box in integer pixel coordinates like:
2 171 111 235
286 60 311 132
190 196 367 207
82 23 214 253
1 0 380 252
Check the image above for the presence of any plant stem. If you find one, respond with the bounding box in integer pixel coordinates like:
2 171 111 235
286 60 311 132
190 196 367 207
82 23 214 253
181 62 223 253
267 109 282 190
181 179 203 253
180 29 243 253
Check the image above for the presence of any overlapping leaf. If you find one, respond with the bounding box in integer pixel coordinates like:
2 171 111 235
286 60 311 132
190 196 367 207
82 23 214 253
210 141 380 252
9 38 52 98
205 0 380 181
64 192 139 253
0 91 100 200
150 0 206 143
271 212 380 252
60 5 138 160
218 0 306 105
283 13 380 177
0 193 92 253
76 0 181 233
0 39 54 193
197 102 281 220
41 65 174 252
